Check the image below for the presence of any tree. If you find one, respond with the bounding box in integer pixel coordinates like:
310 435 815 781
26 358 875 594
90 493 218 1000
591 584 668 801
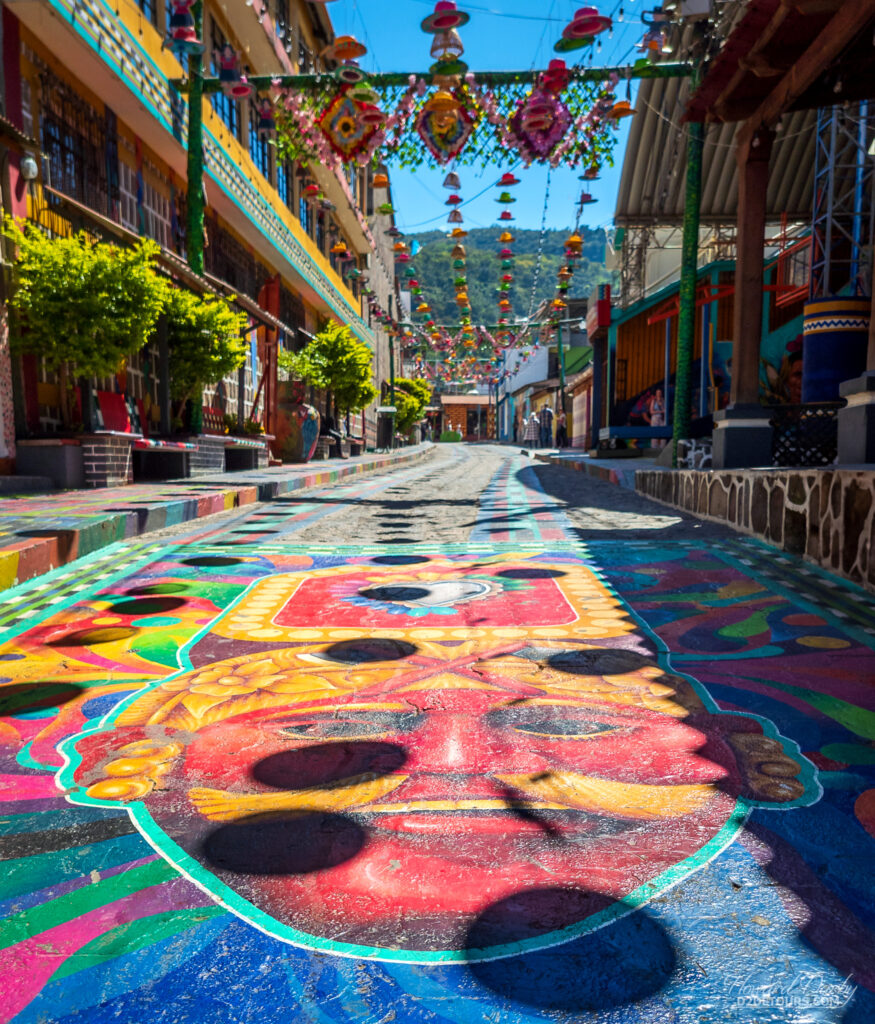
3 219 168 426
393 377 432 435
296 320 377 415
165 288 248 408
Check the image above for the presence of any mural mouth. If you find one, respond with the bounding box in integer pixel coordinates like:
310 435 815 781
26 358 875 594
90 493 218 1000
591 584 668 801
362 803 636 837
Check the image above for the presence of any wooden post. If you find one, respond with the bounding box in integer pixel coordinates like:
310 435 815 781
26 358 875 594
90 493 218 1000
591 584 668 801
712 127 775 469
731 128 773 405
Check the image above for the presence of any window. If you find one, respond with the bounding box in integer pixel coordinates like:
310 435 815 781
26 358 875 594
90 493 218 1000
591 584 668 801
277 160 294 210
316 214 325 254
142 179 171 248
21 78 33 140
119 161 138 232
248 104 270 179
273 0 289 38
138 0 158 29
209 21 239 138
298 194 311 234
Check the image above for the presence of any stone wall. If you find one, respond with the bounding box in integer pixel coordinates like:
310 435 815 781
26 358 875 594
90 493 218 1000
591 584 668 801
636 468 875 592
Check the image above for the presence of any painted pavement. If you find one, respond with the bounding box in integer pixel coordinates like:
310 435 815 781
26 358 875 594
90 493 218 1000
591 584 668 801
0 452 874 1022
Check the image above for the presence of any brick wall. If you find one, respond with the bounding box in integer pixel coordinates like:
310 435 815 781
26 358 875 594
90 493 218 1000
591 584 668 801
189 435 227 476
81 435 133 488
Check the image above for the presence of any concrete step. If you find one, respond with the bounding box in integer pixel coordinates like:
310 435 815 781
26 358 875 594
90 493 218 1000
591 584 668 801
0 475 57 494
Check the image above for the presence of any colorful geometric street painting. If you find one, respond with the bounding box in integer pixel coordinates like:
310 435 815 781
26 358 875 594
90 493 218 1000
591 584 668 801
0 476 873 1018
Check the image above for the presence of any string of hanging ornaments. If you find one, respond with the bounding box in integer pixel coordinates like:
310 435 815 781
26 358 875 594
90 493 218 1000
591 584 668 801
256 2 647 173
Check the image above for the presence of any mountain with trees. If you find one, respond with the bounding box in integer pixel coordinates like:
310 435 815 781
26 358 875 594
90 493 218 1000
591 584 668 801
404 226 613 326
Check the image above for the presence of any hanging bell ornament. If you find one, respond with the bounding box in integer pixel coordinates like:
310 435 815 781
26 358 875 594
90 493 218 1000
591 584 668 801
442 171 461 190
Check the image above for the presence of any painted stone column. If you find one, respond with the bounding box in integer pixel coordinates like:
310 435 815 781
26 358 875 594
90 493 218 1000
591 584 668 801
712 128 774 469
836 251 875 464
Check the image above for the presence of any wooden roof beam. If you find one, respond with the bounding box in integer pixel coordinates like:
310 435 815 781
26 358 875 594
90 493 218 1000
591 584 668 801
737 0 875 148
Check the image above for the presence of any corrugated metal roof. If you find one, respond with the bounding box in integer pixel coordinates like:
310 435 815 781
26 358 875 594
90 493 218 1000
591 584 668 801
614 74 815 226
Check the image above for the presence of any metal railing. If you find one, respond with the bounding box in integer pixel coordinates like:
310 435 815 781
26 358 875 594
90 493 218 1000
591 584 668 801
769 402 844 467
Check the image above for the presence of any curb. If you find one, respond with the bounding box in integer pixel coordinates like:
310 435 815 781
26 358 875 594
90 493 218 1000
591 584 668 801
0 445 433 594
533 453 639 490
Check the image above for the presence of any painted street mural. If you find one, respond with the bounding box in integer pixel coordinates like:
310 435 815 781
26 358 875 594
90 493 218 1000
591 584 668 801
1 455 874 1022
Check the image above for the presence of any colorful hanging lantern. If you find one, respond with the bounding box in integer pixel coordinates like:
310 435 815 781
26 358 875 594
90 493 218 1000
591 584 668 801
452 258 466 269
385 225 402 237
443 171 461 190
373 172 389 188
448 209 464 223
497 172 520 187
416 302 431 313
421 1 469 33
319 89 380 161
328 35 367 62
430 28 464 61
455 292 469 305
609 99 636 119
541 59 571 95
330 241 348 255
565 232 583 257
581 164 600 180
563 7 611 40
499 210 514 221
495 192 516 205
377 202 395 215
304 183 321 200
393 241 408 253
521 94 556 134
450 227 468 238
499 248 514 259
451 244 466 259
554 34 593 54
335 62 367 84
498 231 514 243
445 193 463 206
578 191 597 204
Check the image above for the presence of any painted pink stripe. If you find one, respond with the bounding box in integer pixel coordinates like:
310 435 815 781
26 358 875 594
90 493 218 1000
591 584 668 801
0 876 209 1021
0 774 60 801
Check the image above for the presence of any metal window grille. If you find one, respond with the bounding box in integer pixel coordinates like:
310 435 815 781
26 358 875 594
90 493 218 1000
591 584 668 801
280 286 305 350
277 161 294 210
20 77 33 139
142 179 171 248
204 218 270 301
38 66 113 218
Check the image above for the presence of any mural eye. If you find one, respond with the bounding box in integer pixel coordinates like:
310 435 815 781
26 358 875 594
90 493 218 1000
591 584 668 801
281 720 389 738
512 720 616 739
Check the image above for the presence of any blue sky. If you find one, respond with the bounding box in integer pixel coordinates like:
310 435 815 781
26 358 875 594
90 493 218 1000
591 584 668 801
326 0 649 235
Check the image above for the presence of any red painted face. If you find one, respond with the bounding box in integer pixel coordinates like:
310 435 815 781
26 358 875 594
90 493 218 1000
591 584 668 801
143 673 742 953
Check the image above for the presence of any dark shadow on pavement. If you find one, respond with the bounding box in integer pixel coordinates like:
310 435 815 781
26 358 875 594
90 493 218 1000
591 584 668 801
465 889 676 1013
253 741 407 790
202 811 366 875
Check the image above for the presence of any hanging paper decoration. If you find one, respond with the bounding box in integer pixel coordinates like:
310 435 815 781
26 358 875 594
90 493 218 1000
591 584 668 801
165 0 203 57
256 98 275 139
319 88 381 160
215 44 253 99
511 90 571 162
416 90 476 164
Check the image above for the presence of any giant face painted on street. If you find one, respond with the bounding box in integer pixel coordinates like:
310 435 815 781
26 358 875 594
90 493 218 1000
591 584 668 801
67 556 814 961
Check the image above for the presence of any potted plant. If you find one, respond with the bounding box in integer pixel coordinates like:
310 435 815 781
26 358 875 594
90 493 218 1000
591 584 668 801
3 220 168 485
275 347 321 462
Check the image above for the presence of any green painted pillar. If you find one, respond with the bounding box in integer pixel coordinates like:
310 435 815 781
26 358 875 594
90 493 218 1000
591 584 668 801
672 118 704 466
185 0 205 275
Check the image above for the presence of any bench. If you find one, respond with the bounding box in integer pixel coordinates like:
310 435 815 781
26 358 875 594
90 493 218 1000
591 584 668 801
202 406 269 471
95 392 196 480
313 436 352 460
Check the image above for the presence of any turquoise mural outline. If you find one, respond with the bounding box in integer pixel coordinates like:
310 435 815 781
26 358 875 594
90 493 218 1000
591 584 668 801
51 540 819 964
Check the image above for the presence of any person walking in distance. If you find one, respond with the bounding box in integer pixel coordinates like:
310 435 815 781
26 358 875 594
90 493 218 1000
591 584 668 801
522 412 539 451
539 405 554 448
555 408 568 448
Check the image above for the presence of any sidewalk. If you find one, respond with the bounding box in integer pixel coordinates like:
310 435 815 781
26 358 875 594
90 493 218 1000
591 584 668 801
0 443 433 593
530 449 660 490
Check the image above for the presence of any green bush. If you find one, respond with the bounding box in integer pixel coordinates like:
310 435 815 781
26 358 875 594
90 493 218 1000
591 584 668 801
294 321 377 415
438 429 462 442
164 288 248 405
393 378 432 435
